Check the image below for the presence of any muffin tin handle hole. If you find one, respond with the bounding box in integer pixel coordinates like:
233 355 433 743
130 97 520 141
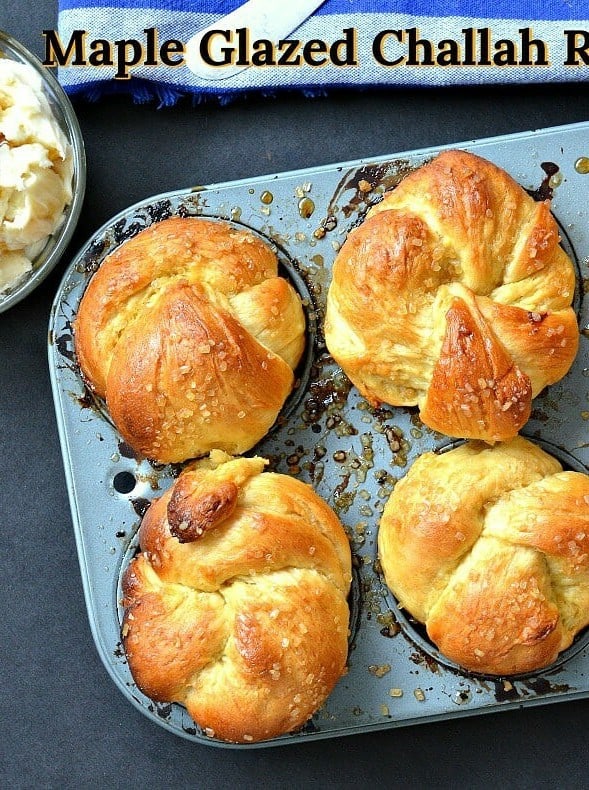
113 471 137 494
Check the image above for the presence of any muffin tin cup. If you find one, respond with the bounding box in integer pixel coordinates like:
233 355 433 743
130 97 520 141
380 436 589 682
49 122 589 747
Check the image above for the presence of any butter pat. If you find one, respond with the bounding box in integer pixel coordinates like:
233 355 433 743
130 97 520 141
0 59 73 292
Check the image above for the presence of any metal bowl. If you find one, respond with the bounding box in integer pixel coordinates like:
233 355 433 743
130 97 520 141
0 30 86 313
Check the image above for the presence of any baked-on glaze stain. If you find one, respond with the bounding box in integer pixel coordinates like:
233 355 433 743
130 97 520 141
527 161 559 202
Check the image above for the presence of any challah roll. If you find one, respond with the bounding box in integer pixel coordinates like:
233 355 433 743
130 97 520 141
75 217 305 463
325 150 578 442
378 437 589 676
122 450 352 743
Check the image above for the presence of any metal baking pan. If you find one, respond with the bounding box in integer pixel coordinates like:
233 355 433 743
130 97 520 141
49 121 589 748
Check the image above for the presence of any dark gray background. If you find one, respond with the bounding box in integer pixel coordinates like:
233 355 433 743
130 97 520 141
1 2 589 788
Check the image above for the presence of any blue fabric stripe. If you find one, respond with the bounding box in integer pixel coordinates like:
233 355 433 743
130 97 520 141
323 0 584 20
57 0 589 22
58 0 241 12
56 1 589 103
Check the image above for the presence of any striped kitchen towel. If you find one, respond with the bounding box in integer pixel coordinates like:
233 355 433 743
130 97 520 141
53 0 589 104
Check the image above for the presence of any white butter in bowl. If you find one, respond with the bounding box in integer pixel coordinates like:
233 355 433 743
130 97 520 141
0 32 85 311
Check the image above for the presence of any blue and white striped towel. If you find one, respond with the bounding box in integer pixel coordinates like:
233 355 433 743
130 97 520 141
55 0 589 105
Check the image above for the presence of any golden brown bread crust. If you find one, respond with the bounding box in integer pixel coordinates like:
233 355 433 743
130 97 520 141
324 150 578 442
378 437 589 675
122 451 352 743
74 217 305 463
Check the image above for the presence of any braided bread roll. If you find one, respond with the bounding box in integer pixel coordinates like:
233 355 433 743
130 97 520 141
325 150 578 442
378 437 589 675
122 451 352 743
75 217 305 463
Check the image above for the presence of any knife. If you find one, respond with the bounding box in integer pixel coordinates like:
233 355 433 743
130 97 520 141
184 0 327 81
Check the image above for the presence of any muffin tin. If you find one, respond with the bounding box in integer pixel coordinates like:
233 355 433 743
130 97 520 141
49 121 589 748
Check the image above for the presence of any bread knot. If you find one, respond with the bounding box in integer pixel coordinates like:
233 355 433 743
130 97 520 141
378 437 589 675
74 217 306 463
122 452 352 743
325 150 578 442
